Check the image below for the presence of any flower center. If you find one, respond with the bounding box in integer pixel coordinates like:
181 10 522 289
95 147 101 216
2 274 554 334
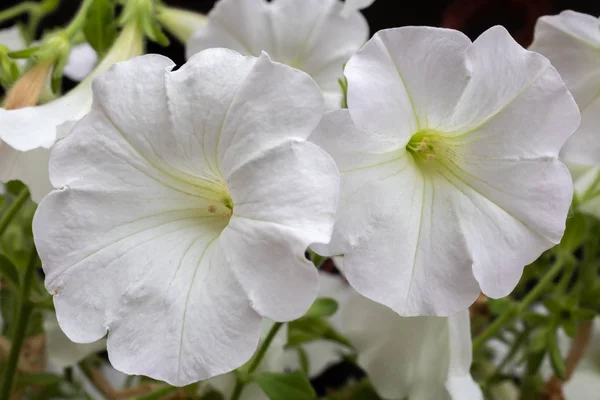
205 191 233 220
406 130 440 161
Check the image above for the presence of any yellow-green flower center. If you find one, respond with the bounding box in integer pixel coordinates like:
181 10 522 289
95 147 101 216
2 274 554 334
406 129 440 161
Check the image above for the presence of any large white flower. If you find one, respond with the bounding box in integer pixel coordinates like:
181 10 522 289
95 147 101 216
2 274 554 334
186 0 368 109
529 11 600 166
32 49 339 386
342 294 482 400
0 23 143 202
310 26 579 316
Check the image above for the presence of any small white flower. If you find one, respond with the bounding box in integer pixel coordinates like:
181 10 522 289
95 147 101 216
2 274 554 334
33 49 339 386
0 24 143 202
342 293 482 400
63 43 98 82
530 11 600 166
186 0 368 109
341 0 376 18
310 26 579 316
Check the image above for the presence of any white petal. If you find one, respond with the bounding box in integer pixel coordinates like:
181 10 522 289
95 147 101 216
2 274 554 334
0 26 25 50
341 170 481 316
309 110 407 256
228 140 338 246
530 11 600 165
187 0 368 109
0 144 51 202
43 311 106 369
63 43 98 82
448 26 579 157
341 0 375 17
221 217 318 322
345 27 471 140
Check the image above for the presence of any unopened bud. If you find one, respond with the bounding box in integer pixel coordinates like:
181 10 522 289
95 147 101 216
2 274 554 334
4 60 53 110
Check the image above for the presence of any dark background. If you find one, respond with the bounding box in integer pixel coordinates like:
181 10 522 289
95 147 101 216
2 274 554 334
3 0 600 67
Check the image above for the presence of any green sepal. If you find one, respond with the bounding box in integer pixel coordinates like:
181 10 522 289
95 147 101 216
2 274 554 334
252 371 317 400
303 297 338 319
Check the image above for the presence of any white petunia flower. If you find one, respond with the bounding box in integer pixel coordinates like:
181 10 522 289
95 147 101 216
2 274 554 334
529 11 600 166
0 23 143 202
33 49 339 386
200 320 288 400
341 0 376 17
310 26 579 316
186 0 368 109
342 293 482 400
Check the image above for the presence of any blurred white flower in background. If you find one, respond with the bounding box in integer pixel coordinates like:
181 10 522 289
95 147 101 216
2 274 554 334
530 11 600 219
186 0 368 109
63 43 98 82
32 49 339 386
310 26 579 317
342 295 482 399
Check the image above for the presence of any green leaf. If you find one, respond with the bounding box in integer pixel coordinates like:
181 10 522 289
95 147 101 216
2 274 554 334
0 254 20 287
253 371 316 400
547 329 566 380
15 372 62 387
303 297 338 319
287 317 351 348
83 0 117 56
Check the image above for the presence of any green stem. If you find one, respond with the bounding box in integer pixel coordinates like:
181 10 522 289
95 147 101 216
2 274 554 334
231 322 283 400
0 187 30 237
64 0 94 38
0 247 38 399
473 257 565 352
0 2 36 23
